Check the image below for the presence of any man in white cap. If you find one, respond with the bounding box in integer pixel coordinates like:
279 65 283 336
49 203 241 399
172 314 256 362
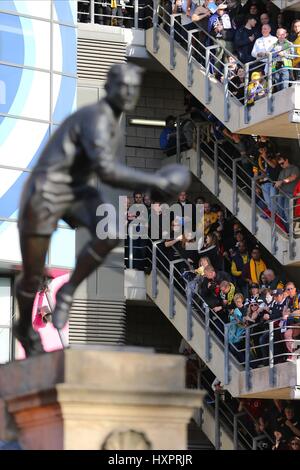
208 3 235 73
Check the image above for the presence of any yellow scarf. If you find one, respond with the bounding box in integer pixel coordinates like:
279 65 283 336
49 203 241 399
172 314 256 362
111 0 117 7
250 258 266 284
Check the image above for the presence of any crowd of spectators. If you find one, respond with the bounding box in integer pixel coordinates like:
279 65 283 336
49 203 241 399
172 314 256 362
77 1 300 104
162 0 300 104
126 189 300 366
181 341 300 450
160 94 300 232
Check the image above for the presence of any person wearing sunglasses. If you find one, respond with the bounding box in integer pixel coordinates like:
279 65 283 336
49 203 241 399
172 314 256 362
274 156 300 228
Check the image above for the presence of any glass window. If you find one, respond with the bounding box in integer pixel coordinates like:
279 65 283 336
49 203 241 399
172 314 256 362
52 74 76 123
54 0 77 25
0 277 12 364
53 23 76 75
0 64 50 121
0 1 52 20
50 228 75 269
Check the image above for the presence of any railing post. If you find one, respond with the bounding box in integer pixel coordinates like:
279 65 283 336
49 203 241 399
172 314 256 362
244 63 249 124
269 320 276 387
289 197 295 259
90 0 95 24
187 29 198 87
223 63 229 123
134 0 139 29
169 261 175 318
245 327 252 391
170 15 176 70
204 304 211 362
233 414 238 450
267 52 273 115
186 284 193 341
224 323 230 385
215 391 221 450
251 176 257 235
205 48 211 104
214 141 219 197
128 223 134 269
153 0 159 53
151 240 161 299
196 124 202 178
176 116 181 164
232 159 238 216
270 194 277 255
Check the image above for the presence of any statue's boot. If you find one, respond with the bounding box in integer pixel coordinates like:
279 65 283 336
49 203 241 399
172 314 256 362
12 323 44 357
52 284 74 330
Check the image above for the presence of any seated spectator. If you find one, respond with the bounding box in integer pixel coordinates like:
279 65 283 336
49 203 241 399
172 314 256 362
245 282 263 306
260 12 276 36
275 155 300 227
203 202 218 235
246 71 267 106
228 293 247 363
208 3 235 75
257 145 279 209
242 246 267 285
251 24 277 64
271 28 293 91
234 15 258 63
159 115 177 155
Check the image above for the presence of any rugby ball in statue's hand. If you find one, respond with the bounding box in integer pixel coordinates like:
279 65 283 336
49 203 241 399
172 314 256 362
152 164 191 202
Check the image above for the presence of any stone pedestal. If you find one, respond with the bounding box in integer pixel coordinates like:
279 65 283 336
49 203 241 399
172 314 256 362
0 347 203 450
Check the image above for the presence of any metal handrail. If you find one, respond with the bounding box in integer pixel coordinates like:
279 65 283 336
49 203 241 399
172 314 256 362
170 113 298 258
148 2 300 125
141 238 300 392
198 370 274 450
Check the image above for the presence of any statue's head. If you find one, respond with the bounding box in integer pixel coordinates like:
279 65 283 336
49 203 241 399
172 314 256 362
105 63 143 112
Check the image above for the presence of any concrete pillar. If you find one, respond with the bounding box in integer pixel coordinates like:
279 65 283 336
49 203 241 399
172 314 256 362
0 348 203 450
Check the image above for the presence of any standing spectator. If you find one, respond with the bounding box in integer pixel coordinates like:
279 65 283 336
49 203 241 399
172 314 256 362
277 406 300 440
208 4 235 74
258 288 287 364
242 247 267 285
246 71 267 106
283 282 300 362
234 15 258 63
231 240 249 297
292 20 300 81
275 155 300 226
257 145 279 208
271 28 293 91
229 67 245 103
160 115 177 155
263 269 284 290
289 436 300 450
